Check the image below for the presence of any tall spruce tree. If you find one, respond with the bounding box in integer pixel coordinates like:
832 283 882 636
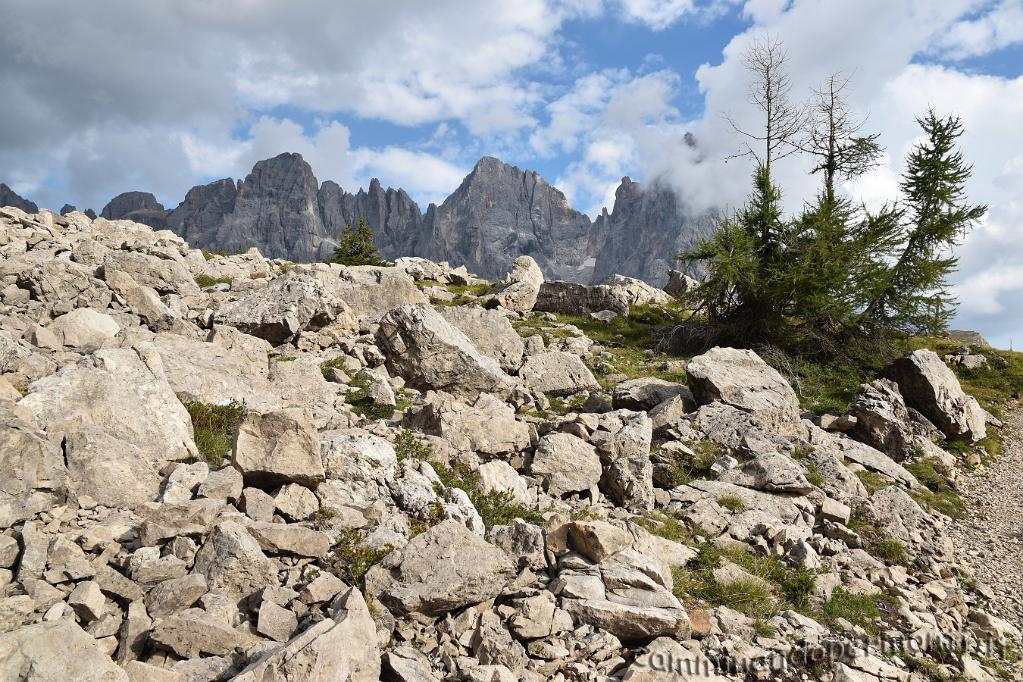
865 111 986 334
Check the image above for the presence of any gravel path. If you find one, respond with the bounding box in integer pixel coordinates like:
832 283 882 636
949 402 1023 632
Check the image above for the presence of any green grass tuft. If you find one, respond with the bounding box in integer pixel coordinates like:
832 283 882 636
194 274 233 288
184 400 244 465
716 495 747 512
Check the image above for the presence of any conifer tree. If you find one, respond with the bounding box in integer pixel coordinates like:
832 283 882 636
326 217 387 266
865 111 986 334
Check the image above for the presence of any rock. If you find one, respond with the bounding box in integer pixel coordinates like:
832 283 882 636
847 378 923 460
437 305 525 371
101 191 167 227
529 433 602 496
376 304 514 399
214 270 353 344
46 308 120 351
601 274 672 306
0 620 128 681
233 588 380 681
146 575 208 619
104 268 177 330
404 392 530 457
197 466 244 501
595 410 656 511
612 378 693 412
519 351 599 397
257 600 299 642
686 347 804 436
663 270 700 298
0 407 68 528
482 256 544 311
886 349 987 442
299 573 347 605
67 580 106 622
561 598 690 642
534 281 631 316
366 519 515 616
0 183 38 213
246 522 330 558
327 265 428 321
124 661 185 682
192 521 276 600
274 482 319 521
477 460 530 504
566 520 634 562
232 408 325 488
18 345 196 466
149 609 252 658
719 453 813 494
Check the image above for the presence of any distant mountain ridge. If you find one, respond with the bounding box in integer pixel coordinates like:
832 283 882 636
3 153 713 285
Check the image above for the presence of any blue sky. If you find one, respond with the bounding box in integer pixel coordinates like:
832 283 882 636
2 0 1022 347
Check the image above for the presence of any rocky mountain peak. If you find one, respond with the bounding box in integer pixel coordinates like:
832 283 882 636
0 183 39 214
100 191 168 229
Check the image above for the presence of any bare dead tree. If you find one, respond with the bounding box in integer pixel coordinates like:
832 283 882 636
796 72 882 204
725 36 804 177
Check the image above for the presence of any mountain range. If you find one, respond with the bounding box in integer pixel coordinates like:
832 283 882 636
3 153 714 285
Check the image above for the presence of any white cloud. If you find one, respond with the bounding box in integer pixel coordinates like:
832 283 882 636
618 0 695 29
933 0 1023 59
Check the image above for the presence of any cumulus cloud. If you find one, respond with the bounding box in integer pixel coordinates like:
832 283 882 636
932 0 1023 59
0 0 592 209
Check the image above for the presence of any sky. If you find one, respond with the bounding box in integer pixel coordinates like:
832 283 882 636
1 0 1021 347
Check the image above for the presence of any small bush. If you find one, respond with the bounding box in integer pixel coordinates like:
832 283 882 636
194 274 232 288
395 429 433 462
319 355 349 379
184 400 244 465
323 528 393 590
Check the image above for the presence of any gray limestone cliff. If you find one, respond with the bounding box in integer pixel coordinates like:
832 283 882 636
100 191 168 229
0 183 39 213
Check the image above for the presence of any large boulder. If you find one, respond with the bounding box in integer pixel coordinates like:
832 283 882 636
847 379 919 461
437 305 525 372
0 407 68 528
885 349 987 442
482 255 543 312
602 274 672 306
232 409 325 489
593 411 656 511
103 249 199 296
18 345 196 469
375 304 515 400
403 392 530 457
151 330 277 409
612 377 693 412
233 588 380 681
328 265 428 321
534 281 631 316
192 521 276 600
365 519 516 616
214 271 354 344
686 347 804 437
518 351 599 397
720 453 813 494
0 620 128 681
45 308 120 351
529 432 603 497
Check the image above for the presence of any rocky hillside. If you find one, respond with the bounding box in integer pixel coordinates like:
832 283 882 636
0 204 1019 681
81 152 704 285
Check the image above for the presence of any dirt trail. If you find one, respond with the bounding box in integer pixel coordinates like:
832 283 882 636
949 403 1023 634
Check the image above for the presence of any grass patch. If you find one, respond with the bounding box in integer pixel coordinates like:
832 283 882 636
342 371 410 421
905 458 966 519
547 393 589 416
194 274 233 288
418 280 493 306
803 460 825 488
635 511 701 544
672 543 818 620
657 440 722 487
848 510 909 566
394 430 542 530
855 469 891 495
183 400 244 465
716 495 747 512
821 588 899 634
